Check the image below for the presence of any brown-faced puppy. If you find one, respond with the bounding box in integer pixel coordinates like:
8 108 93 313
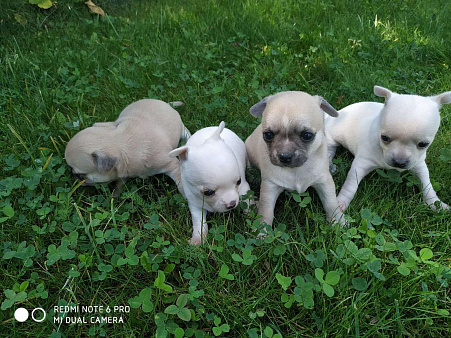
65 99 190 197
245 91 345 234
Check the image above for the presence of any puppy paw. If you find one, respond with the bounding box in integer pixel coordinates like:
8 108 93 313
339 217 350 228
256 231 268 239
112 188 122 199
329 213 349 228
241 199 257 215
189 236 204 246
189 235 207 245
429 201 450 212
253 223 271 238
329 163 338 175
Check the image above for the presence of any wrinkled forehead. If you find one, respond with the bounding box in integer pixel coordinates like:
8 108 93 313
381 95 441 136
263 96 323 132
183 143 241 180
383 95 440 122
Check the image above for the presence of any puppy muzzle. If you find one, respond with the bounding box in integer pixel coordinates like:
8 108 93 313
271 152 307 168
278 152 293 164
390 158 410 169
68 166 88 185
225 200 237 210
72 172 84 181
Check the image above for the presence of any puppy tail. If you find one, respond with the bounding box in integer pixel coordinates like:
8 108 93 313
169 101 190 142
169 101 184 107
180 123 191 142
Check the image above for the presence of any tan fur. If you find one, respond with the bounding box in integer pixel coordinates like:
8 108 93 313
245 91 345 233
65 99 190 196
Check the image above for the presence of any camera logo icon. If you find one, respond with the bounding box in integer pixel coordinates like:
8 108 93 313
14 307 46 322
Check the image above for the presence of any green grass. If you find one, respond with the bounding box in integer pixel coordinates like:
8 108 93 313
1 0 451 337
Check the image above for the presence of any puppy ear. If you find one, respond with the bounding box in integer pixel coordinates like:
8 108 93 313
318 97 339 117
431 91 451 105
249 97 269 117
374 86 393 101
210 121 225 141
92 150 119 173
169 146 189 161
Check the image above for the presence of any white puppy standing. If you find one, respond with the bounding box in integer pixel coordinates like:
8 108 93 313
169 122 250 245
65 99 190 196
245 91 345 233
325 85 451 211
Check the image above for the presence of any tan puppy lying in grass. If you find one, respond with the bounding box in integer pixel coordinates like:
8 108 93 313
65 99 190 197
245 91 345 235
325 85 451 211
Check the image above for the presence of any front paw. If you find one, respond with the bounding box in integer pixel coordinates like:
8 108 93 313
429 201 450 212
112 187 123 198
241 198 257 215
336 216 349 228
329 163 338 175
253 221 271 238
256 230 268 239
189 235 205 245
329 211 349 228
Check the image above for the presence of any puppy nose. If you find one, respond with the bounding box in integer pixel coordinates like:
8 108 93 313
278 152 293 163
392 158 409 168
72 172 84 182
226 200 237 210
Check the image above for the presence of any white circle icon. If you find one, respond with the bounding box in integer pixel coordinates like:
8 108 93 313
31 308 46 322
14 307 29 322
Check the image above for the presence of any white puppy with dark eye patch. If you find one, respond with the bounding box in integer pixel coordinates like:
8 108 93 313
245 91 345 234
169 122 250 245
325 85 451 211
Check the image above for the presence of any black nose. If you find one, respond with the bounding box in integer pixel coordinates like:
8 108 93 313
72 172 83 181
278 152 293 163
392 159 409 168
226 200 237 210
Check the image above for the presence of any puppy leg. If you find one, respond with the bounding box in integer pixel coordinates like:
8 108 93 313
257 180 284 235
111 179 126 198
327 142 339 174
189 205 208 245
410 161 449 211
337 158 373 211
313 174 346 226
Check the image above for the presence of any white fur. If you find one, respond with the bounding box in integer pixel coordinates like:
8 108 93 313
325 85 451 211
169 122 250 245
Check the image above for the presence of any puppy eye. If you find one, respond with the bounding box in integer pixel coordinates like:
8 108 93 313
263 131 274 142
418 141 430 148
203 189 215 196
236 178 241 186
301 132 315 142
381 135 391 143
